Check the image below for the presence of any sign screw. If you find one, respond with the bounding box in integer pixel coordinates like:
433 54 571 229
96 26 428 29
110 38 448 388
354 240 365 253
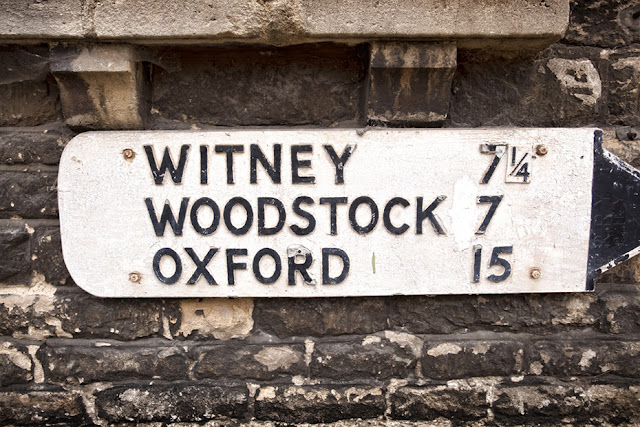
129 272 141 283
123 148 135 160
530 268 542 279
535 145 548 156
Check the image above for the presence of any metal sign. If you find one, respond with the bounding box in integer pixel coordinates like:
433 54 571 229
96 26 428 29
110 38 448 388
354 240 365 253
57 129 640 297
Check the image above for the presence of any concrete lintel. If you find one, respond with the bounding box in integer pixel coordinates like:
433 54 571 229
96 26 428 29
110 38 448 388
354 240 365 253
50 45 145 130
368 42 457 127
1 0 569 54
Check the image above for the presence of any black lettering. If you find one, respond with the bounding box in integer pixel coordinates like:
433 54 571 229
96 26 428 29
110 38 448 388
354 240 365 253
144 145 190 185
291 145 315 184
250 144 281 184
200 145 208 184
152 248 182 284
320 197 347 235
145 197 189 236
288 248 314 285
349 196 378 234
258 197 286 235
215 145 244 184
290 196 316 236
323 144 354 184
185 247 218 285
476 195 503 234
383 197 410 235
252 248 281 284
322 248 350 284
416 196 446 235
223 197 253 235
226 248 247 285
190 197 220 235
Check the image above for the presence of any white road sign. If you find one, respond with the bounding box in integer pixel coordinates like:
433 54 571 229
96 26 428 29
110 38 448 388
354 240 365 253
58 128 599 297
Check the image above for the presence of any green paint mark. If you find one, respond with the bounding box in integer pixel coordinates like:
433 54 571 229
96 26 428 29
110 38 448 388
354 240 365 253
372 252 376 274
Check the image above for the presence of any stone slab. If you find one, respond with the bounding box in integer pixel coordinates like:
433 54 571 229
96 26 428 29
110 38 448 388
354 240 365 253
58 128 596 297
0 0 569 51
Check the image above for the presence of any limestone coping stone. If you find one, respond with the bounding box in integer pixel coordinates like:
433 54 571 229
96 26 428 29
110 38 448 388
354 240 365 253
1 0 569 52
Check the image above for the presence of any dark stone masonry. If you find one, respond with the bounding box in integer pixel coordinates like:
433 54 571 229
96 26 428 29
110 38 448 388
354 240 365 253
0 0 639 424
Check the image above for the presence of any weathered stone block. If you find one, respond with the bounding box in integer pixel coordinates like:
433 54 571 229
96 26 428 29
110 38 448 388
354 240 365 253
492 379 640 422
450 46 604 126
0 287 173 340
51 45 145 130
592 282 640 334
1 0 569 52
387 292 598 335
0 78 61 127
176 298 254 340
0 124 72 165
310 339 415 380
525 338 640 377
0 341 33 385
252 297 387 337
149 44 367 128
563 0 640 48
41 341 192 384
193 344 306 381
607 50 640 126
0 389 88 425
368 42 456 126
0 221 30 282
0 47 61 126
95 383 247 422
0 169 58 219
254 385 385 423
421 340 524 379
391 385 488 421
31 225 70 285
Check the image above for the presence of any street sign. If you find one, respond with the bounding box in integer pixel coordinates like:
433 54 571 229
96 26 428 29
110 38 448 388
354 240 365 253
57 129 640 297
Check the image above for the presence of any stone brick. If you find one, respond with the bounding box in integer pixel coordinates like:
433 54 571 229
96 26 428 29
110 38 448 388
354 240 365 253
421 340 524 380
0 221 30 282
193 343 306 381
592 282 640 335
0 78 61 127
390 385 488 421
0 287 174 340
450 46 605 127
0 341 33 386
95 382 247 422
492 379 640 423
606 50 640 126
524 338 640 377
368 42 456 126
51 45 146 130
0 168 58 219
31 225 69 285
563 0 640 48
252 297 387 337
310 339 415 381
149 44 367 128
0 388 88 425
387 292 598 335
41 341 192 384
254 385 385 423
0 124 71 165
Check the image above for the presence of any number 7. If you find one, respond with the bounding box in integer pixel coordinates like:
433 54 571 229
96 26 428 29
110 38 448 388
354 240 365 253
480 144 506 184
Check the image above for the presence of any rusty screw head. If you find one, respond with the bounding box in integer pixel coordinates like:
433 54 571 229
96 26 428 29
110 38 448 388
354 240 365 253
535 145 548 156
129 272 141 283
123 148 135 160
530 268 542 279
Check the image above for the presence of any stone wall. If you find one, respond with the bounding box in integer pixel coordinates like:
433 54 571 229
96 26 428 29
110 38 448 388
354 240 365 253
0 0 639 425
